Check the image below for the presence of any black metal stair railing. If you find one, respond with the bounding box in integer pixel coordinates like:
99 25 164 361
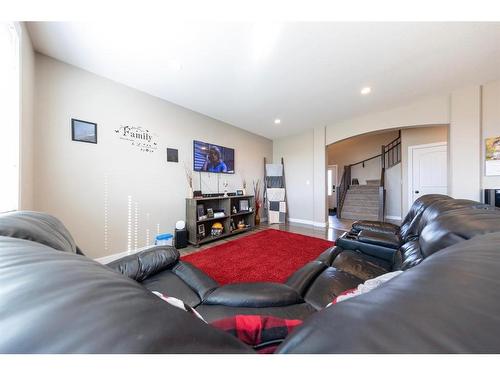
336 131 401 221
336 165 351 219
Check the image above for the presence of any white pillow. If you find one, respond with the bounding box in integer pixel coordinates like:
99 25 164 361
152 291 206 322
327 270 403 307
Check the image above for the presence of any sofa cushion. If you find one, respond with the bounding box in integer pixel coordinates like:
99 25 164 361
304 267 363 310
419 207 500 258
329 270 403 305
0 211 79 254
203 283 303 308
331 250 391 280
415 198 491 235
396 240 424 270
141 270 203 307
351 221 400 235
399 194 452 241
357 230 400 249
196 303 317 324
152 291 206 322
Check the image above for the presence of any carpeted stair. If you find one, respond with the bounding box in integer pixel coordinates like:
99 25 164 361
341 184 381 221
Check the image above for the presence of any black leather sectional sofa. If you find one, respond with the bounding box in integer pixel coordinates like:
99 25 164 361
1 194 500 353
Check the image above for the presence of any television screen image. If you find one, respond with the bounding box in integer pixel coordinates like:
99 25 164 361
193 140 235 174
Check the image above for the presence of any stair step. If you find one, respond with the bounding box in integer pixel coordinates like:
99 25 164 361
341 206 379 214
348 191 379 196
343 199 379 207
347 185 379 193
346 193 379 199
341 212 380 221
344 195 379 202
366 179 381 186
349 184 379 189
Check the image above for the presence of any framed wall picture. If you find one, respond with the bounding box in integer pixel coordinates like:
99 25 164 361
71 118 97 144
207 208 214 218
196 204 205 220
167 148 179 162
198 224 205 239
485 136 500 176
239 199 249 212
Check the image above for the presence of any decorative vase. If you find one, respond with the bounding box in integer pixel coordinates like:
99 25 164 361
255 206 261 226
188 187 193 198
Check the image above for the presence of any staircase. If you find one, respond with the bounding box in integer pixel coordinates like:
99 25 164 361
341 185 380 220
336 132 401 221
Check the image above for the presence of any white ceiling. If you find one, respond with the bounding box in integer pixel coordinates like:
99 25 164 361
27 22 500 140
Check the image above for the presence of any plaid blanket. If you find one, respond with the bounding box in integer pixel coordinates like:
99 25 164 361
211 315 302 353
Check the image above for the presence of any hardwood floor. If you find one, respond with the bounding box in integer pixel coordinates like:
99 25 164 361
178 220 347 257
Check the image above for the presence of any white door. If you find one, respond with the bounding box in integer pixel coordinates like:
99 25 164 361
327 165 338 210
409 142 448 208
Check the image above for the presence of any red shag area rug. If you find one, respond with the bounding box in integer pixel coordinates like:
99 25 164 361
181 229 334 285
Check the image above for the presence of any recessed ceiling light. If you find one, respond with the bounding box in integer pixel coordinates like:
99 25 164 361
274 118 281 124
361 87 372 95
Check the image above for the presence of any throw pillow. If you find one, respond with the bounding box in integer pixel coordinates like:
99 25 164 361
152 291 206 322
211 315 302 354
328 270 404 306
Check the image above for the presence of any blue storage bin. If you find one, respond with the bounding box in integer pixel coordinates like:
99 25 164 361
155 233 173 246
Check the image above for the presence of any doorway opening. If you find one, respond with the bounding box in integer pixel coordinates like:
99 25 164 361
326 125 449 230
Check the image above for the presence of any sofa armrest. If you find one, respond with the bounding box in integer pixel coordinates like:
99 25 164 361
357 230 401 249
351 220 400 235
285 261 327 296
203 283 303 308
172 261 219 300
336 232 398 263
315 246 342 265
106 246 179 282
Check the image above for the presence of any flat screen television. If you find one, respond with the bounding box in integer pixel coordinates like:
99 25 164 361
193 140 235 174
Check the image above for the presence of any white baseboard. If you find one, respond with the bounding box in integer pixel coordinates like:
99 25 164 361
385 215 402 221
95 247 150 264
96 218 268 264
288 217 328 228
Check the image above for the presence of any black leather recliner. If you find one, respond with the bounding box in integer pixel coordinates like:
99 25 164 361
345 194 454 251
284 197 500 309
106 247 316 322
277 231 500 354
336 195 494 269
0 210 316 323
1 205 500 353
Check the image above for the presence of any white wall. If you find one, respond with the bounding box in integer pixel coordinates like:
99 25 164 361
273 130 314 224
272 127 327 227
19 23 35 210
384 163 402 220
313 127 326 226
34 54 272 259
325 95 450 145
449 86 481 201
482 80 500 189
